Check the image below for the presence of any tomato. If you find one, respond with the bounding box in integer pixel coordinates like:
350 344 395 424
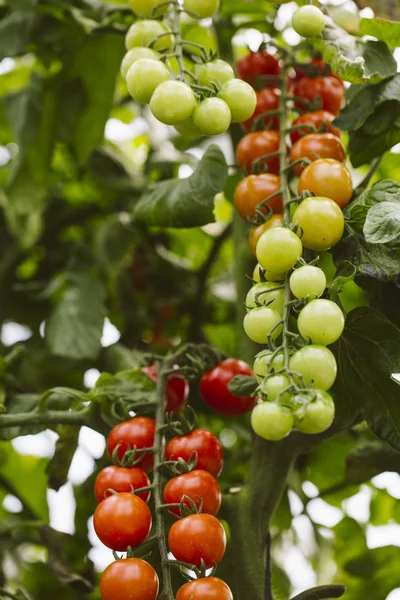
94 466 151 503
262 374 291 402
163 470 221 516
298 158 353 208
93 493 152 551
126 59 170 104
177 578 233 600
238 51 281 88
249 214 284 255
194 60 234 87
290 110 340 144
289 345 337 390
126 20 175 53
298 299 345 345
253 350 285 382
294 58 330 81
121 48 161 80
246 281 285 315
107 416 155 472
200 358 256 417
234 174 283 221
166 429 224 478
237 131 280 175
293 76 345 116
150 81 196 125
100 558 159 600
292 5 325 37
193 98 231 136
243 87 281 130
294 390 335 434
168 514 226 568
289 265 326 299
174 118 202 139
251 402 294 441
290 133 346 176
183 0 220 18
142 365 189 414
256 227 303 273
292 196 345 251
217 79 257 123
129 0 168 18
243 307 282 344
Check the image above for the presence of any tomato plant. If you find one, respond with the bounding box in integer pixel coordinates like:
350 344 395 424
94 466 151 503
290 110 340 144
238 51 281 88
100 558 159 600
293 75 345 115
200 358 256 416
107 417 156 472
163 470 222 516
142 365 189 414
168 513 226 568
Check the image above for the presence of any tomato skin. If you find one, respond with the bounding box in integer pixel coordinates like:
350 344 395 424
94 466 151 503
290 133 346 176
142 365 189 414
176 577 233 600
298 299 345 346
100 558 159 600
292 5 325 37
107 417 156 472
293 75 345 115
251 402 294 441
234 174 283 221
249 214 284 256
292 196 345 251
294 390 335 434
238 51 281 88
200 358 256 416
244 87 281 130
298 158 353 208
290 110 340 144
165 429 224 478
237 131 280 175
163 470 221 516
93 493 152 551
168 514 226 568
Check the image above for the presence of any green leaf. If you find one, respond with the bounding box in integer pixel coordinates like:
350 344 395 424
348 126 400 168
47 426 80 491
94 213 136 277
134 146 228 228
345 440 400 485
0 10 37 60
290 586 345 600
360 17 400 50
228 375 258 396
345 179 400 230
363 202 400 244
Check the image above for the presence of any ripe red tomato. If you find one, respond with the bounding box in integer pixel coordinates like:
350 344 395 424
94 466 151 503
165 429 224 478
243 87 281 130
237 131 280 175
200 358 256 416
234 174 283 221
168 514 226 568
249 214 284 256
163 470 221 516
142 365 189 414
290 110 340 144
93 492 152 551
107 417 155 472
238 51 281 88
100 558 159 600
290 133 346 176
294 57 330 80
293 75 345 116
176 577 233 600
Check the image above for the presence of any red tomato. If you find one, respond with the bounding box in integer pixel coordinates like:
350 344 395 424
200 358 256 416
294 57 330 80
293 75 345 116
243 87 281 130
249 215 284 256
176 577 233 600
290 110 340 144
234 174 283 221
168 514 226 568
237 131 280 175
142 365 189 414
107 417 156 472
290 133 346 176
238 51 281 88
93 492 152 551
94 466 151 503
165 429 224 478
163 470 221 516
100 558 159 600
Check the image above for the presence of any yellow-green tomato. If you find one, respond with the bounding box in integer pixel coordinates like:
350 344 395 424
129 0 168 18
256 227 303 274
217 79 257 123
262 374 291 402
298 299 345 346
195 60 235 88
150 81 196 125
183 0 220 19
294 390 335 434
253 350 285 382
126 59 170 104
292 5 325 37
243 307 282 344
289 266 326 299
246 282 284 315
174 118 203 139
126 20 175 52
292 196 345 251
289 345 337 390
192 98 231 136
251 402 294 441
121 48 161 80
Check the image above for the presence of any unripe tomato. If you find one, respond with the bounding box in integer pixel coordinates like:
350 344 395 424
238 51 281 88
237 131 280 175
293 75 345 116
194 60 234 87
163 470 222 516
262 374 291 402
107 417 155 472
243 307 282 344
298 299 345 345
150 81 196 125
126 58 170 104
256 227 303 273
174 118 202 139
253 350 285 382
200 358 256 417
253 264 286 284
251 402 294 441
292 196 345 251
249 214 284 256
193 98 231 136
166 429 224 478
298 158 353 208
121 47 160 80
234 174 283 221
168 514 226 568
289 345 337 390
129 0 167 18
294 390 335 434
126 20 174 52
183 0 220 19
100 558 159 600
142 365 189 414
177 577 233 600
289 266 326 299
290 133 346 176
217 79 257 123
246 282 285 315
290 110 340 144
243 87 281 130
292 5 325 37
94 466 151 503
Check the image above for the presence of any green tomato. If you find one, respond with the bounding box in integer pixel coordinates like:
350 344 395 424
194 60 234 88
251 402 294 441
182 25 218 58
174 118 203 139
246 282 284 315
126 20 175 53
213 192 234 223
289 265 326 299
243 307 282 344
169 55 195 77
121 47 161 80
129 0 168 18
289 345 337 390
292 197 345 251
192 98 231 136
183 0 220 19
298 299 345 346
217 79 257 123
256 227 303 274
253 350 285 382
294 390 335 434
262 374 291 402
126 59 170 104
292 5 325 37
150 81 196 125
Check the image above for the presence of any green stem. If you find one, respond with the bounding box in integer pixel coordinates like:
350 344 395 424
0 409 91 429
171 0 189 82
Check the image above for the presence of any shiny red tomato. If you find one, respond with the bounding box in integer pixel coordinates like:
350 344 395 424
107 417 155 472
294 57 330 80
142 364 189 414
237 131 280 175
234 174 283 221
100 558 159 600
243 87 281 130
200 358 256 416
238 51 281 88
290 110 340 144
293 75 345 116
93 492 152 551
249 214 284 256
163 470 221 516
165 429 224 478
290 133 346 176
168 514 226 568
176 577 233 600
94 466 151 503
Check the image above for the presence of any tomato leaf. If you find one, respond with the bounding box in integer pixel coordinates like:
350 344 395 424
363 202 400 244
228 375 258 396
290 585 345 599
345 440 400 485
360 17 400 51
47 426 80 491
0 10 37 60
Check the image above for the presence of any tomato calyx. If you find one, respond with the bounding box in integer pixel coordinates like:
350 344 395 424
165 404 198 436
162 492 204 518
164 451 200 475
111 442 156 468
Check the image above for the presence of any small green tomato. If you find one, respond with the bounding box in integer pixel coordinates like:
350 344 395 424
292 5 325 37
251 402 294 441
